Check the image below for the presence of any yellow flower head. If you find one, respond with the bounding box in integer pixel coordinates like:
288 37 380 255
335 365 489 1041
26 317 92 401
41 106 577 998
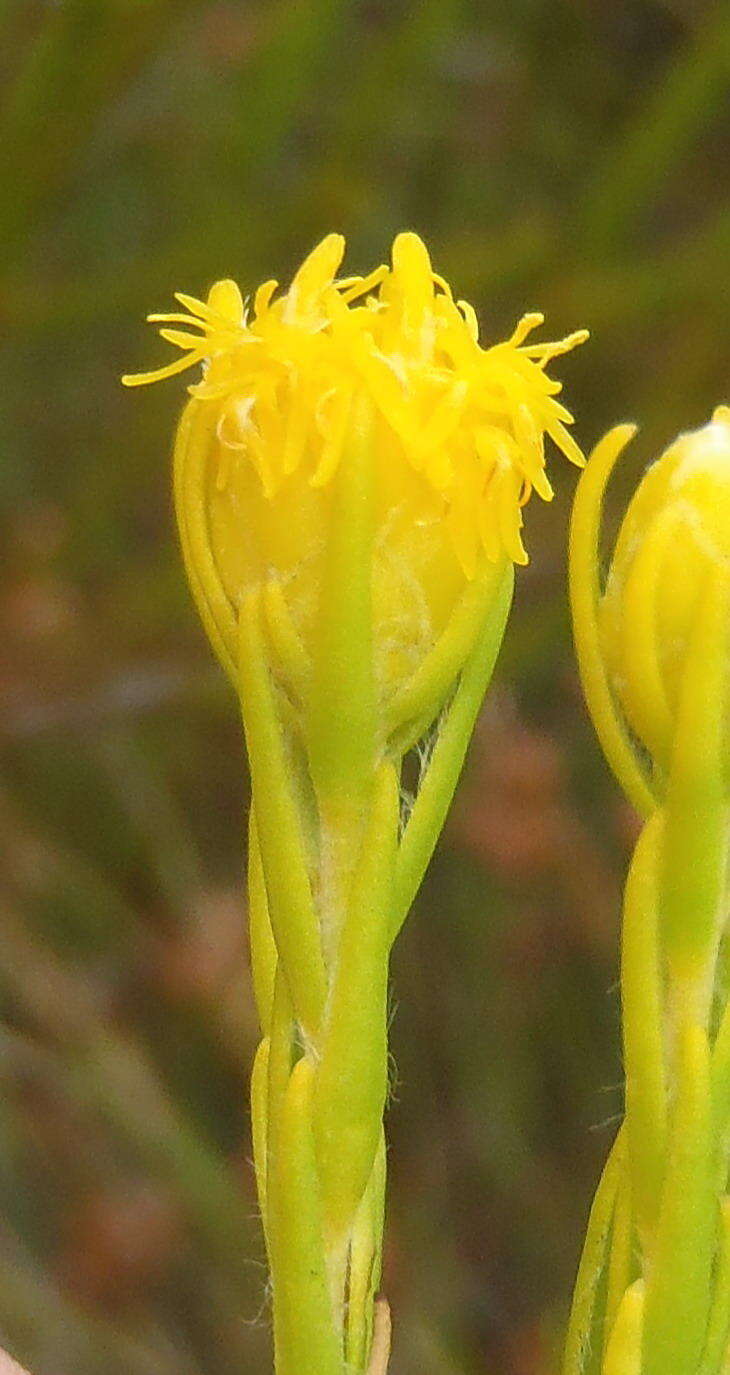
570 408 730 812
124 232 585 572
124 233 586 741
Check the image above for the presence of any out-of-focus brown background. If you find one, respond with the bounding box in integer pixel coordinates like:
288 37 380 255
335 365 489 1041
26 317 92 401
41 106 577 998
1 2 729 1371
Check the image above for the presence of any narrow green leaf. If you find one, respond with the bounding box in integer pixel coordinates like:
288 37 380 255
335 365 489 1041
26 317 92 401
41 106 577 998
248 805 277 1036
346 1133 387 1372
238 592 327 1041
174 397 237 683
250 1037 271 1261
265 968 294 1270
621 810 667 1240
268 1058 342 1375
385 555 508 748
663 565 728 1024
563 1128 624 1375
568 423 655 818
604 1166 636 1359
603 1279 644 1375
699 1198 730 1375
391 564 513 941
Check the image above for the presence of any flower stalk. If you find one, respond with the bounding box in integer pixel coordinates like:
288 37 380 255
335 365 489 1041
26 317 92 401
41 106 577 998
565 408 730 1375
125 232 586 1372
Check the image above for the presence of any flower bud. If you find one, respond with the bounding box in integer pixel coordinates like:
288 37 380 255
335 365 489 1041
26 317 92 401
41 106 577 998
602 408 730 768
570 409 730 811
124 233 587 762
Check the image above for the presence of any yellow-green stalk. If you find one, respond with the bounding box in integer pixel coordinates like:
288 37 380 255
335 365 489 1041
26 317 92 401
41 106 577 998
124 232 586 1373
565 407 730 1375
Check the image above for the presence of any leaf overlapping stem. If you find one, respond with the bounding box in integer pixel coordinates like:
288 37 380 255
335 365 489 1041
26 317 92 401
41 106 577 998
242 559 513 1372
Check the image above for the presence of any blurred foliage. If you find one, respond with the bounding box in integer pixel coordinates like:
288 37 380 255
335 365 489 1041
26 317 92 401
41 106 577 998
1 1 729 1372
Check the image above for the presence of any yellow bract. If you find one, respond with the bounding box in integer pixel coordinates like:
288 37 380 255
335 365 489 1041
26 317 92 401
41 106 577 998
123 231 586 576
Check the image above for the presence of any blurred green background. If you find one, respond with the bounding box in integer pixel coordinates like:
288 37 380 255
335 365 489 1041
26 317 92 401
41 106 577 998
1 1 729 1371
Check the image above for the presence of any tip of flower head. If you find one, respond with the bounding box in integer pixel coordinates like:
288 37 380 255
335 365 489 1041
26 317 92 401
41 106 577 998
206 279 245 324
391 232 433 287
285 234 346 322
124 232 588 572
122 276 250 388
712 405 730 429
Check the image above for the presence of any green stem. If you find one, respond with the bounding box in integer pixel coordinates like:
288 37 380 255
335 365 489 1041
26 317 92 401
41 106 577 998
314 763 399 1243
268 1059 342 1375
642 1024 715 1375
